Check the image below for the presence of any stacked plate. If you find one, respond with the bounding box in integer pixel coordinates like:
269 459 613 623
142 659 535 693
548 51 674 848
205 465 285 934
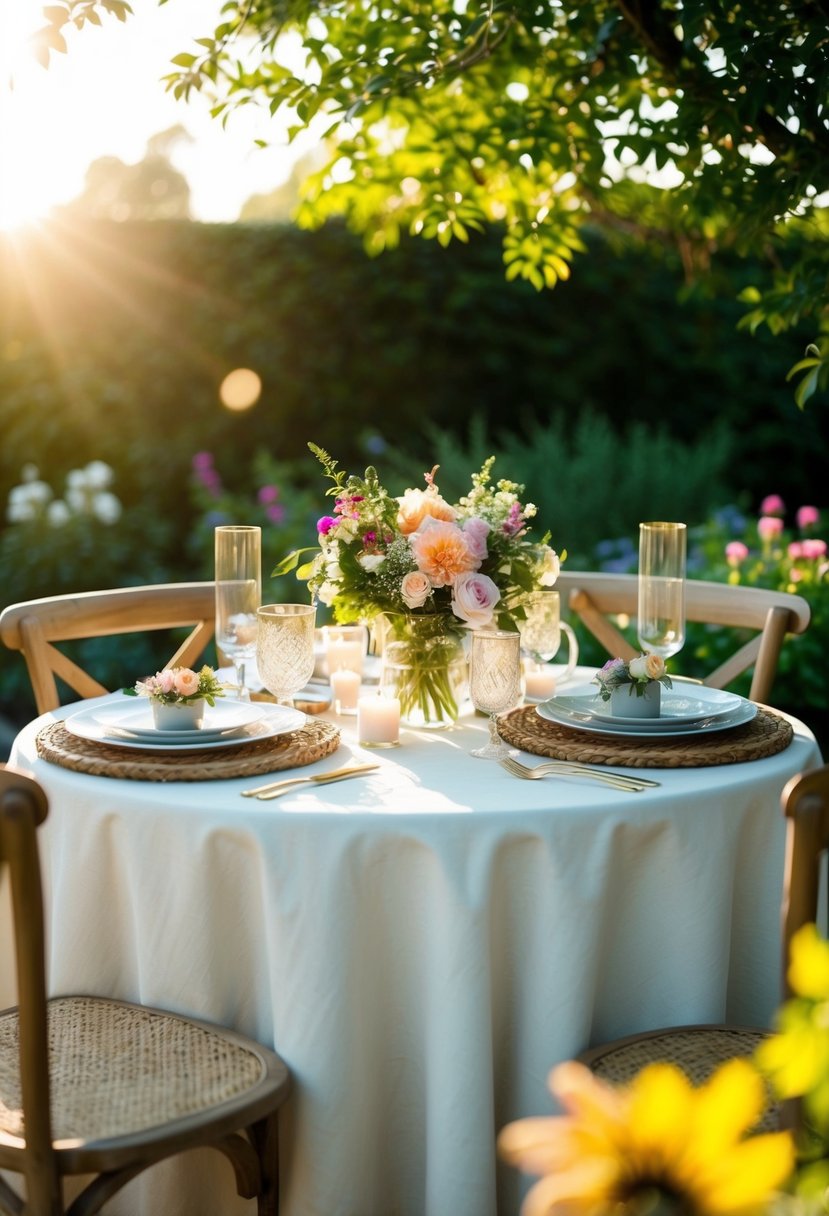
64 699 306 752
536 682 757 739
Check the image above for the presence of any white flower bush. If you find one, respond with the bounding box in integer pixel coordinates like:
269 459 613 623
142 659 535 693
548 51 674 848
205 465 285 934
5 462 122 527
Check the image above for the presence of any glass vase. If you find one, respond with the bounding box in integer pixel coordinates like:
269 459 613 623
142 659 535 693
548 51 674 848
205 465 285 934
379 613 468 729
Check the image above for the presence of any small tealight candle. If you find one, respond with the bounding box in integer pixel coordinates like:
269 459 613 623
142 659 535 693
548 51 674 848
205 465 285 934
523 665 558 702
358 692 400 748
330 668 361 715
326 639 364 676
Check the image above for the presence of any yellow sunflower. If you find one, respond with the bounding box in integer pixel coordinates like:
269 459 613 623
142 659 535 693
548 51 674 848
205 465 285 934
756 923 829 1131
498 1057 794 1216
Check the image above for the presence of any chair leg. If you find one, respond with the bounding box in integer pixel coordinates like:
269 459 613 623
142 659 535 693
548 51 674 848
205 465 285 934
250 1112 280 1216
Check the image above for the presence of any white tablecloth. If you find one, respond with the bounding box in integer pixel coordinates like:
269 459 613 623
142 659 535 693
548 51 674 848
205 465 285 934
8 683 822 1216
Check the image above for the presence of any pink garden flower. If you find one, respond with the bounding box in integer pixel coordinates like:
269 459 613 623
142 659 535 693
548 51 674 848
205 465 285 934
760 494 785 516
797 505 820 530
173 668 201 697
802 539 827 559
725 541 749 566
400 571 432 609
411 520 479 587
758 516 784 541
788 542 804 560
462 517 491 561
451 572 501 627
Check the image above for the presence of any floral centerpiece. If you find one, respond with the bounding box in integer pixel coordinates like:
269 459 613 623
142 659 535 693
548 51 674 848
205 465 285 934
125 665 226 730
594 653 672 718
277 444 564 727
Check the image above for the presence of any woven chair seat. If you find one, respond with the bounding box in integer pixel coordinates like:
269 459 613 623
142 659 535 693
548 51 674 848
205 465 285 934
586 1026 779 1133
0 997 266 1143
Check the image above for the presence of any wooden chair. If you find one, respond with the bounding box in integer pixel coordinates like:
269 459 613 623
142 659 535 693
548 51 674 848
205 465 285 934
0 584 216 715
577 764 829 1126
555 571 811 703
0 764 291 1216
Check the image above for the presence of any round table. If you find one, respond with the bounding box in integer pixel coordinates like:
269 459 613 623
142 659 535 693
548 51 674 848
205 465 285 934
8 685 821 1216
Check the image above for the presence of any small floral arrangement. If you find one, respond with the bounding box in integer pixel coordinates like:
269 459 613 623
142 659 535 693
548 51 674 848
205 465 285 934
593 653 672 701
277 444 563 632
125 665 226 706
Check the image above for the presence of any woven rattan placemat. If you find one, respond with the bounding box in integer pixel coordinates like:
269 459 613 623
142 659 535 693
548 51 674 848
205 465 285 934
36 717 341 782
497 704 792 768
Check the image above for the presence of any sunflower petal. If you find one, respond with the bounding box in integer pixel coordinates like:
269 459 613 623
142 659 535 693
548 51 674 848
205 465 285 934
521 1156 621 1216
689 1059 766 1153
693 1132 795 1212
628 1063 694 1160
788 925 829 999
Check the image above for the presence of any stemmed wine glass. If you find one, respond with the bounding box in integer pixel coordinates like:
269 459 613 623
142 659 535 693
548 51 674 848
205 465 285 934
256 604 317 707
469 629 522 760
637 522 687 661
215 526 261 702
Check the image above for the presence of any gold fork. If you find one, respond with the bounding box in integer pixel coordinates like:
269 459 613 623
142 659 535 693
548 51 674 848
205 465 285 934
499 754 658 792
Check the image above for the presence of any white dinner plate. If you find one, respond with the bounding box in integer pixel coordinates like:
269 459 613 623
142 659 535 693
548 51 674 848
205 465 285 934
551 683 743 730
65 701 306 752
89 700 267 741
536 693 757 739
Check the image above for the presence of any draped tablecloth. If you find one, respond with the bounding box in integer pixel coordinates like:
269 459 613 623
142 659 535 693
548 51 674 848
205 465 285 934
7 686 822 1216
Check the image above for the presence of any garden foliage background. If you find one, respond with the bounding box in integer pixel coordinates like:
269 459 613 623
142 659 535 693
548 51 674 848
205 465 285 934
0 217 826 745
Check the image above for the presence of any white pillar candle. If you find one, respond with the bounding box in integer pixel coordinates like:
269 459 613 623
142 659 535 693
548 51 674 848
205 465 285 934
326 639 364 676
330 668 361 714
523 666 558 701
358 692 400 748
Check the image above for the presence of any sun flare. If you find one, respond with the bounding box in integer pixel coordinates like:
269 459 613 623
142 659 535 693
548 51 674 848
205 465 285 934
0 9 72 231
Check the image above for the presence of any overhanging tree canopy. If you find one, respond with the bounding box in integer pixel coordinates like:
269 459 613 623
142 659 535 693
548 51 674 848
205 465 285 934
38 0 829 403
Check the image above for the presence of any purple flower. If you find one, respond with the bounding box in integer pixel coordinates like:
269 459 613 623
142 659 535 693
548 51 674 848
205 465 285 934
363 530 377 545
192 451 214 471
266 504 286 524
318 516 337 535
502 502 526 537
258 485 280 505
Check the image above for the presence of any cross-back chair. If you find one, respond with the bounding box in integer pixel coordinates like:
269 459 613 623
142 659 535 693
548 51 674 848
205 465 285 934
555 571 810 704
578 764 829 1126
0 583 216 715
0 764 291 1215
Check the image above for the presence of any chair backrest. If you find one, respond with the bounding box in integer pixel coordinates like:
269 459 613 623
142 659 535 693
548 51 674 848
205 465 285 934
0 583 216 714
0 766 59 1211
781 765 829 1000
555 571 810 703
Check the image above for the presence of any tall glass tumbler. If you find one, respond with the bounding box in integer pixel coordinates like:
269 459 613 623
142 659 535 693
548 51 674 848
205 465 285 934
215 526 262 701
637 522 687 661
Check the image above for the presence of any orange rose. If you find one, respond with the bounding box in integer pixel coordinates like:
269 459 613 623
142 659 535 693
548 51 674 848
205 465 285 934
397 486 457 536
173 668 200 697
411 521 477 587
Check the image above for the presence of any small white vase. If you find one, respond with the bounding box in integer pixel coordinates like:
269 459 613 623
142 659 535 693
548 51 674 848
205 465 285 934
151 699 205 731
610 682 661 719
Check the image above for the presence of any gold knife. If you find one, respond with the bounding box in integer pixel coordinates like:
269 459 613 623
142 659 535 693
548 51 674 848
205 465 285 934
241 763 379 800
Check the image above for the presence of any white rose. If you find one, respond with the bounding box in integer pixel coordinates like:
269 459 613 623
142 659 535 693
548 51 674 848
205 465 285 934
84 460 114 489
400 570 432 609
627 655 649 680
537 546 560 587
451 572 501 628
358 553 386 572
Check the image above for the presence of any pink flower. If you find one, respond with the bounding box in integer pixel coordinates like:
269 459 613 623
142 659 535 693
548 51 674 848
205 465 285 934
462 517 490 561
725 541 749 566
173 668 200 697
257 485 280 505
760 494 785 516
797 505 820 530
266 504 286 524
317 516 337 535
451 572 501 627
802 539 827 559
788 542 804 560
156 669 176 694
400 570 432 609
758 516 783 540
411 521 478 587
